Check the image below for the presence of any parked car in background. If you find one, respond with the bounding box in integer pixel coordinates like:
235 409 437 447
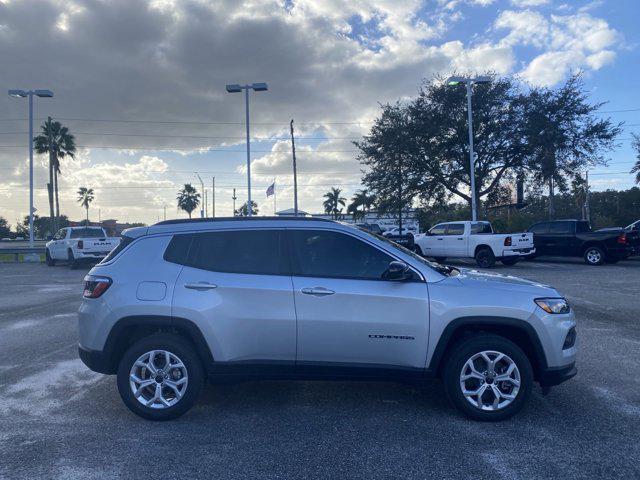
597 220 640 257
357 223 384 235
46 226 120 269
527 219 630 265
78 217 577 421
383 225 418 237
413 221 535 268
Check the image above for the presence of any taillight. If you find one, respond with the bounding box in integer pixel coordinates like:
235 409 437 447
77 240 84 249
617 233 627 244
83 275 112 298
504 236 512 246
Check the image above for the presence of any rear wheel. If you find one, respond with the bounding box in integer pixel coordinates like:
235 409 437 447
475 248 495 268
583 246 605 266
117 333 204 421
443 334 533 421
500 257 519 266
45 249 56 266
67 250 78 270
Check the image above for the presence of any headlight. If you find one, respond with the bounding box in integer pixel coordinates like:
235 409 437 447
535 298 570 314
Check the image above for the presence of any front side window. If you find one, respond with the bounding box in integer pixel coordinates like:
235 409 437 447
290 230 394 280
53 229 65 240
187 230 286 275
446 224 465 235
429 224 446 235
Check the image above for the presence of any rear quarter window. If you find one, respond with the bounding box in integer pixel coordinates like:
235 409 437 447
100 235 133 263
163 234 194 265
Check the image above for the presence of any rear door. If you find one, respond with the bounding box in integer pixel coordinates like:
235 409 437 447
529 222 550 254
288 228 430 373
171 229 297 366
547 221 574 255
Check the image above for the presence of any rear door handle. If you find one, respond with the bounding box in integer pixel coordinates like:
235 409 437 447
184 282 218 291
301 287 335 296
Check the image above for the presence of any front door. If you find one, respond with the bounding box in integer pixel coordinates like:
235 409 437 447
171 229 296 368
51 228 67 259
288 229 430 374
423 223 447 257
444 223 467 257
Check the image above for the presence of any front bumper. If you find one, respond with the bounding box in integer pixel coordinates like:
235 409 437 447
538 362 577 386
78 345 114 374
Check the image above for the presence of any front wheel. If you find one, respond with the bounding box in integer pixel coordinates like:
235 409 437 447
583 246 605 266
413 245 424 256
443 334 533 421
117 333 204 421
45 249 56 266
500 257 519 266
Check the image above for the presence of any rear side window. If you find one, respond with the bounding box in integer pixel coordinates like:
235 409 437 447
576 221 591 233
290 230 394 280
529 223 548 234
471 222 492 234
70 228 105 238
429 224 446 235
163 234 193 265
187 230 286 275
549 221 572 234
446 224 465 235
100 235 133 263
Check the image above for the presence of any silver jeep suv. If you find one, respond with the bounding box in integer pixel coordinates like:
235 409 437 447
78 217 577 421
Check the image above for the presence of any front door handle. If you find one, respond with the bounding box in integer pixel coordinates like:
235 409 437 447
301 287 335 296
184 282 218 291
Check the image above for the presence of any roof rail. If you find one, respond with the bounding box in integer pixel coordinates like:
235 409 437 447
154 216 335 226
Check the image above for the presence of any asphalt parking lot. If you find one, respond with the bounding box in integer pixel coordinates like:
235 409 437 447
1 257 639 480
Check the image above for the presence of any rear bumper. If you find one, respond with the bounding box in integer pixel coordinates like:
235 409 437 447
502 247 536 257
538 362 577 386
78 345 114 374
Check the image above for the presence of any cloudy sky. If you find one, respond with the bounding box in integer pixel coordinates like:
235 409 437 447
0 0 638 226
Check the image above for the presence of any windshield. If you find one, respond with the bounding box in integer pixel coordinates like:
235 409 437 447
355 226 458 277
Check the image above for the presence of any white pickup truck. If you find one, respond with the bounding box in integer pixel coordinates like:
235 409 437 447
413 221 535 268
46 226 120 269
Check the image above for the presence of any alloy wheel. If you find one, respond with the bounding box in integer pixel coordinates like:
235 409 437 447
129 350 188 409
459 350 521 411
586 249 602 264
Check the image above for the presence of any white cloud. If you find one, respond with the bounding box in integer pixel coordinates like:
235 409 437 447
510 0 549 7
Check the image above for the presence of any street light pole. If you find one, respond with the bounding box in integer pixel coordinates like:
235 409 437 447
8 89 53 248
195 172 205 218
226 82 268 217
290 119 299 216
465 82 477 222
446 76 490 222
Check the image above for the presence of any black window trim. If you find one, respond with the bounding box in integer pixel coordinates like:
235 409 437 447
285 227 425 283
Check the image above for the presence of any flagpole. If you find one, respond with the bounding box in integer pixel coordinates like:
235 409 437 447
273 178 277 215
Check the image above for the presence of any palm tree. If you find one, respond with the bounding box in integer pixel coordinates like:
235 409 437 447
177 184 200 218
34 117 76 234
323 187 346 220
347 189 375 220
631 134 640 184
77 187 95 224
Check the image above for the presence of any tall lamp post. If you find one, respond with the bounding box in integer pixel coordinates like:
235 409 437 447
446 76 490 222
225 82 268 217
8 89 53 248
195 172 205 218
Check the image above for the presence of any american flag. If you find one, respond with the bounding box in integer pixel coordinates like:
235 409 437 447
266 182 275 197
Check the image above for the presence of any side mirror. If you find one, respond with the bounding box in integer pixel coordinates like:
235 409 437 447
383 261 412 281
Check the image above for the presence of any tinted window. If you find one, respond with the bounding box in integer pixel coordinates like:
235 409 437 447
471 222 492 234
100 236 131 263
163 234 193 265
529 223 548 234
430 224 446 235
446 224 465 235
70 228 105 238
188 230 285 275
549 221 573 234
290 230 394 280
575 221 591 233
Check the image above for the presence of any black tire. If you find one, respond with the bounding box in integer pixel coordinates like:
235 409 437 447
475 247 496 268
583 245 605 266
433 257 447 264
414 245 424 256
117 333 204 421
45 249 56 266
443 334 533 421
67 249 78 270
500 257 519 266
